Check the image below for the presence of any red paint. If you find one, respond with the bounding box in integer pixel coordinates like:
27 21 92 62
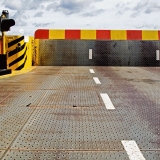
96 30 111 40
34 29 49 39
158 31 160 40
127 30 142 40
65 30 80 39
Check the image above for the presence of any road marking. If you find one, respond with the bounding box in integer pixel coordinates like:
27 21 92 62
93 77 101 84
100 93 115 110
121 140 146 160
89 69 95 73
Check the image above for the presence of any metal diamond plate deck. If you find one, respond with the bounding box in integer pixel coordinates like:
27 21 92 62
0 66 160 160
38 40 160 66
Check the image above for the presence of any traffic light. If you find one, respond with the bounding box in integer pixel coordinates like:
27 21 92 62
0 18 15 31
0 10 15 32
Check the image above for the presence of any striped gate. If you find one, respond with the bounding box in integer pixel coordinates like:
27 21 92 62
34 29 160 66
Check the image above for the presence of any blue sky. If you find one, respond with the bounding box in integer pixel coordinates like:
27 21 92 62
0 0 160 36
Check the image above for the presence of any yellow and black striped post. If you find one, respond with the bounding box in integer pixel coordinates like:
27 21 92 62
6 36 32 70
7 36 27 70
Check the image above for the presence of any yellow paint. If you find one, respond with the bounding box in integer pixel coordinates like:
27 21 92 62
6 35 33 70
24 36 33 69
0 66 36 79
6 36 20 57
142 30 158 40
33 39 39 65
6 36 24 70
9 56 27 70
111 30 127 40
81 30 96 40
49 30 65 39
7 46 26 68
7 38 26 70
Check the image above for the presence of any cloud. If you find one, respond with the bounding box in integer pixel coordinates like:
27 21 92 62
53 0 105 15
82 9 104 17
16 19 27 26
22 14 29 19
3 0 23 10
130 11 140 18
19 28 25 35
25 0 42 10
40 5 45 10
116 11 124 16
0 0 160 36
144 5 160 14
12 10 27 19
133 0 160 15
57 0 87 14
26 0 58 10
46 3 58 11
34 12 43 17
135 23 160 29
33 22 53 27
133 0 148 11
130 0 160 18
115 1 131 16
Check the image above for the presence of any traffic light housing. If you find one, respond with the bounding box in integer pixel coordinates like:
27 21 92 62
0 18 15 32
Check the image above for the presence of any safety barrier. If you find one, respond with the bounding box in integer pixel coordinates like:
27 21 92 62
6 36 33 70
34 29 160 66
35 29 160 40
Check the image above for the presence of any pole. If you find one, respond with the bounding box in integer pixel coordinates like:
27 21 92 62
2 31 5 54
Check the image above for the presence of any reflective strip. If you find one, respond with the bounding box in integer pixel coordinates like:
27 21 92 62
156 50 159 60
89 49 92 59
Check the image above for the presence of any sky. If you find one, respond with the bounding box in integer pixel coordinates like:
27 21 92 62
0 0 160 36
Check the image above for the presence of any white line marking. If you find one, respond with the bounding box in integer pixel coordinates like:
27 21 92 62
121 140 146 160
89 69 95 73
156 50 159 60
89 49 92 59
100 93 115 110
93 77 101 84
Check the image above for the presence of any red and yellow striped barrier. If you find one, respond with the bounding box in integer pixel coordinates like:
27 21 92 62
35 29 160 40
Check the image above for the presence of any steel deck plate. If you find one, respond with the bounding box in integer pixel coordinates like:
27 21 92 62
0 66 159 159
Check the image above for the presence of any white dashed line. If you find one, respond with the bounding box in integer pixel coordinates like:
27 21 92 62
121 140 146 160
93 77 101 84
100 93 115 110
89 69 95 73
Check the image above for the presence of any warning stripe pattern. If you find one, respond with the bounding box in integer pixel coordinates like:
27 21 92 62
7 36 28 70
35 29 160 40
